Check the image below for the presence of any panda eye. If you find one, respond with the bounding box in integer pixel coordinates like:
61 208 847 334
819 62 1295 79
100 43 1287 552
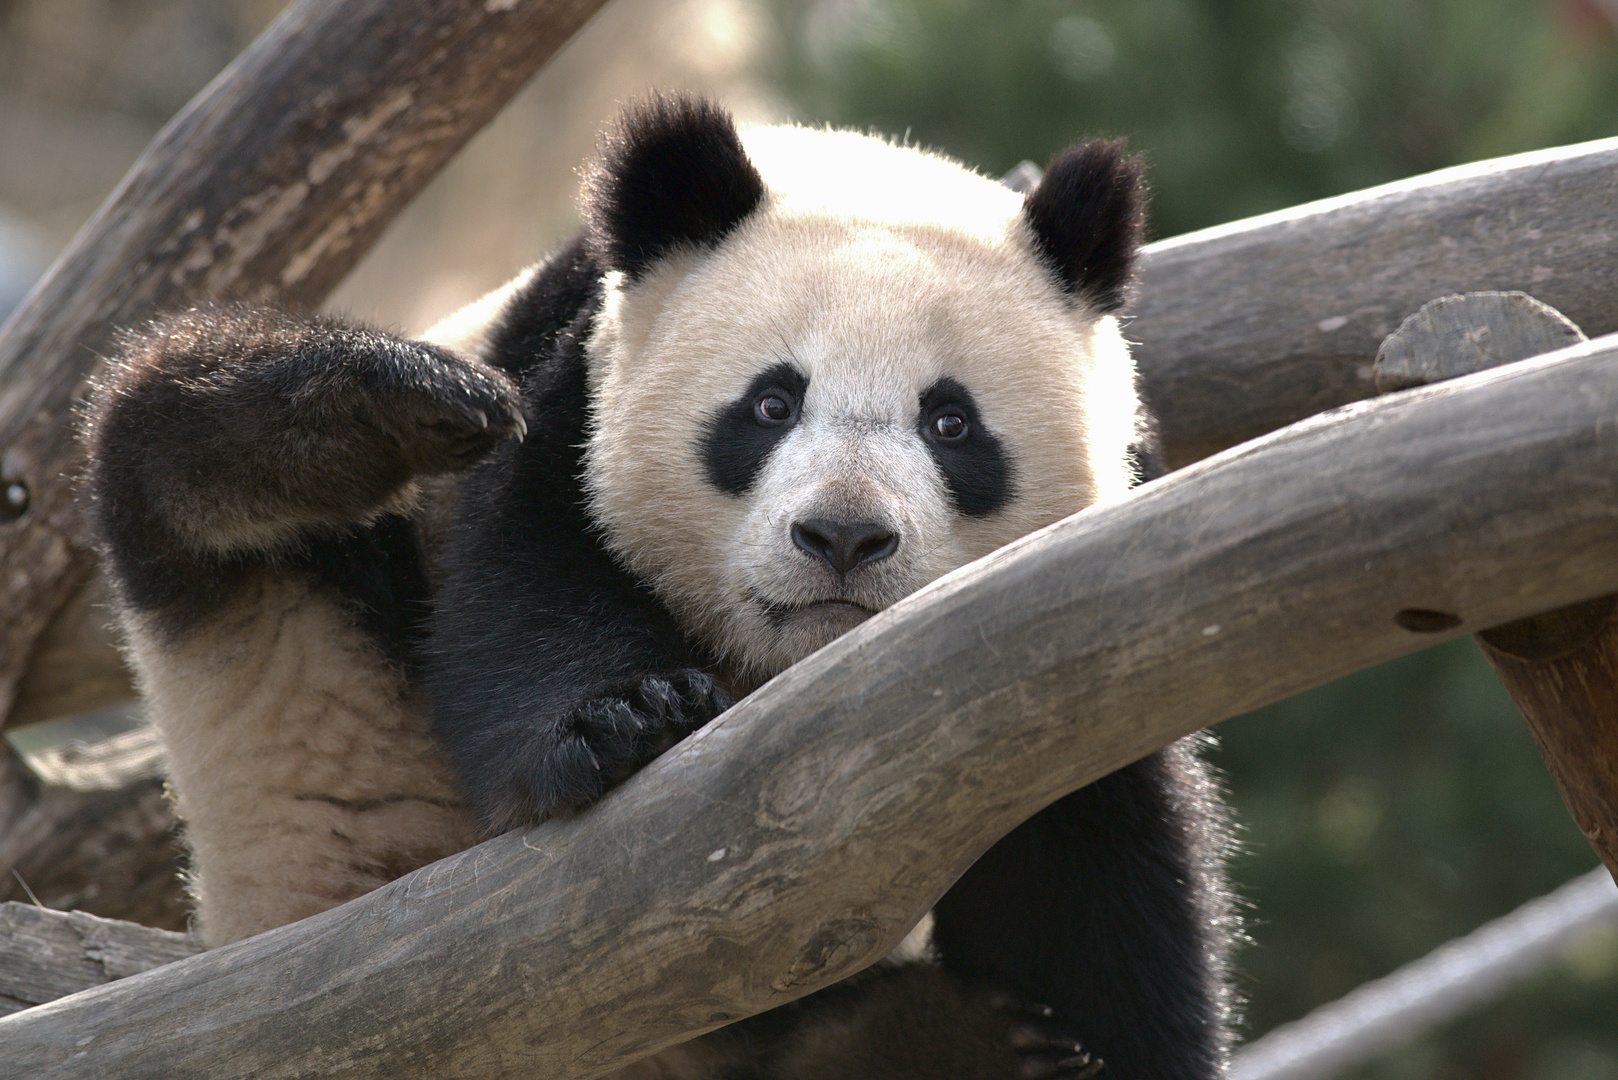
930 410 969 443
755 392 795 425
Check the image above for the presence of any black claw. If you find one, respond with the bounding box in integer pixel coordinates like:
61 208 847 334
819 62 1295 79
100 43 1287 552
531 669 732 815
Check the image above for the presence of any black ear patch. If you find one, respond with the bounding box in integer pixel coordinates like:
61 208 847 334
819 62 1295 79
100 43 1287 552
1022 140 1144 313
585 95 767 282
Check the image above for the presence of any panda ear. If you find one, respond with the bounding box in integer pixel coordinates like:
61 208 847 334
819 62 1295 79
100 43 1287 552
1021 139 1145 313
585 95 767 281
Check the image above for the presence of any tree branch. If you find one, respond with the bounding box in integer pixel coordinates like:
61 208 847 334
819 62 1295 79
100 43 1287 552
1132 137 1618 465
5 333 1618 1078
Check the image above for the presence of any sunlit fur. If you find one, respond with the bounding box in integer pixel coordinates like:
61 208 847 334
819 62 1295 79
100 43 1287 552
121 578 478 946
585 124 1141 690
85 102 1223 1080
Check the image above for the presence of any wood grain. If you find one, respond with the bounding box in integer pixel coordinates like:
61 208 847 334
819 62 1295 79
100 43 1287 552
0 0 612 731
5 333 1618 1078
1132 137 1618 465
1480 624 1618 882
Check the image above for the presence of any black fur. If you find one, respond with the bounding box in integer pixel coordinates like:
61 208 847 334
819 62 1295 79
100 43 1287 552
297 513 433 671
917 378 1016 518
701 362 810 496
424 244 734 830
1127 378 1170 486
84 305 523 654
1022 141 1144 313
586 95 767 282
740 962 1103 1080
932 741 1234 1080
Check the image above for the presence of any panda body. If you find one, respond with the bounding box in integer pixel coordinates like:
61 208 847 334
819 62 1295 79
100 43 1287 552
86 98 1232 1080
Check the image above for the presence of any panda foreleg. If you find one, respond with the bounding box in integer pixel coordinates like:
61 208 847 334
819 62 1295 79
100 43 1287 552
425 459 736 832
424 321 736 833
929 738 1234 1080
87 305 524 612
83 305 521 945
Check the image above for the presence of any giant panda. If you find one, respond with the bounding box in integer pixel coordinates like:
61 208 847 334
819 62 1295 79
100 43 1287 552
84 96 1234 1080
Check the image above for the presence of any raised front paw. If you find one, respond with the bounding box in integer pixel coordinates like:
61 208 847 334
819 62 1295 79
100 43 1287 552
534 669 734 814
349 337 527 474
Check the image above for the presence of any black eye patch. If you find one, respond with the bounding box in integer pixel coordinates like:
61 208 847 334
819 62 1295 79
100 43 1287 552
918 378 1015 517
700 362 809 496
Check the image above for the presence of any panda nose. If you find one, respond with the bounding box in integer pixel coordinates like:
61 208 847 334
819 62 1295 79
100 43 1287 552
791 517 898 575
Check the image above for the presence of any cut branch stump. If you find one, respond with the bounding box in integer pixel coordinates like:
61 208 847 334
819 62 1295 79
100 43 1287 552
1374 291 1618 883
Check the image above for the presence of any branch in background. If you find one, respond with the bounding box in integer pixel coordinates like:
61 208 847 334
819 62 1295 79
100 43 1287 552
1132 137 1618 466
0 735 185 930
0 0 614 731
1229 868 1618 1080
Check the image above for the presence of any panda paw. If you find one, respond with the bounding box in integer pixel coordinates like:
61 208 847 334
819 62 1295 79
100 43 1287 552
541 670 734 812
354 343 527 474
991 995 1103 1080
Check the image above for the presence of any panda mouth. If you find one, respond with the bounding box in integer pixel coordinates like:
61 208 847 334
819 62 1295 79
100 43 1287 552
757 597 878 628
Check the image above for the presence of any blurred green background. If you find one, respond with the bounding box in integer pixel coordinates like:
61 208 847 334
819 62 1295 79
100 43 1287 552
760 1 1618 1076
3 0 1617 1076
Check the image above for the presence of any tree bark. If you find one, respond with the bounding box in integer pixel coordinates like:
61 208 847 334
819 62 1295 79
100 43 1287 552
1131 137 1618 466
4 332 1617 1079
0 737 187 931
1479 613 1618 882
0 903 199 1017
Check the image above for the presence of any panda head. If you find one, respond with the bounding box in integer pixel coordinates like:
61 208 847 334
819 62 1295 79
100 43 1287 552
582 96 1146 690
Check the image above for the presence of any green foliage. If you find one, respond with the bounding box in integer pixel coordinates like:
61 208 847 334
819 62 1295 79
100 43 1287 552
759 1 1618 1073
1225 641 1618 1078
764 0 1618 239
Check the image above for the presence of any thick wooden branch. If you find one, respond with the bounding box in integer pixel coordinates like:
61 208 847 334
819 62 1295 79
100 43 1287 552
1131 136 1618 465
5 334 1617 1078
0 0 612 731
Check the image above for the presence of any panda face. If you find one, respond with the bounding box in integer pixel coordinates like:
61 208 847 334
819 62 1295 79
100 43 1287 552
584 179 1140 689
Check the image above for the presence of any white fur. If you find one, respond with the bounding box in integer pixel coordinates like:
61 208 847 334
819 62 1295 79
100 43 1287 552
585 125 1140 690
125 574 478 947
